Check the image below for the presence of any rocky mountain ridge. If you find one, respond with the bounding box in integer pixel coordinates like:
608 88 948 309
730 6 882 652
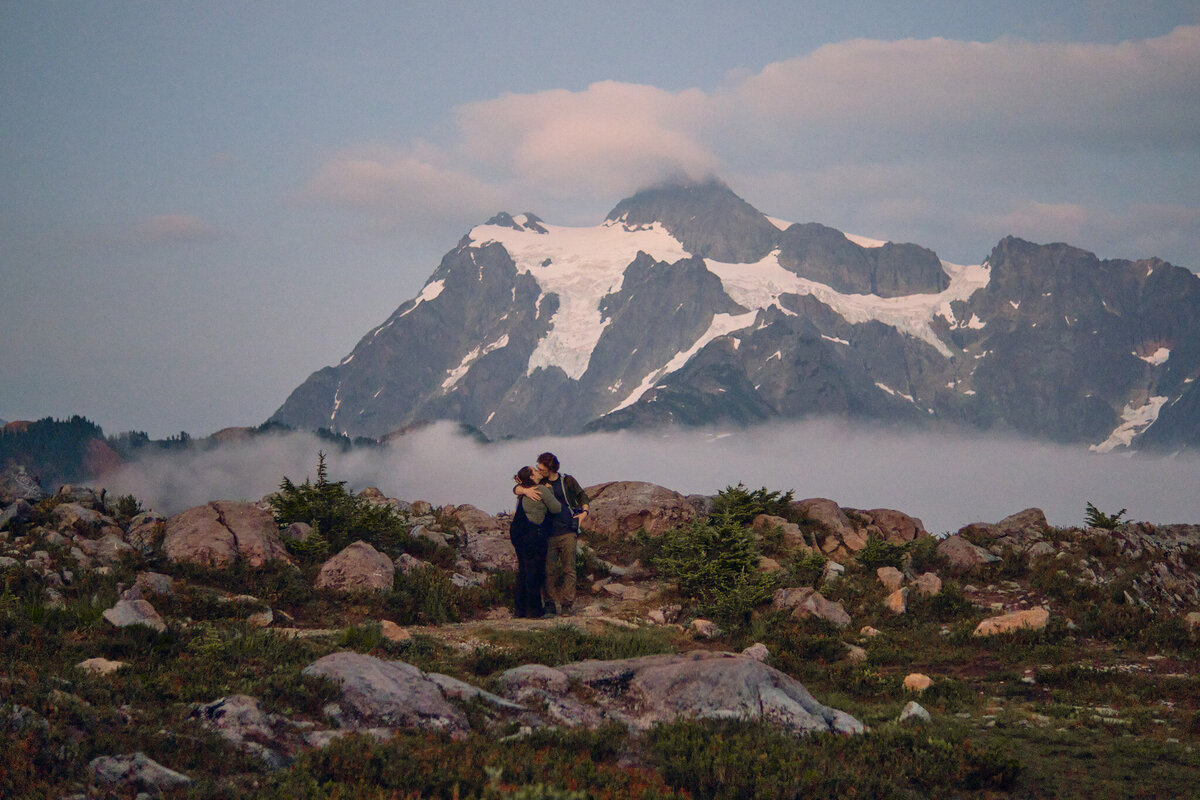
271 179 1200 451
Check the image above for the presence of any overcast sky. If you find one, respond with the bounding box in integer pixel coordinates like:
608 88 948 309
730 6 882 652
3 2 1199 439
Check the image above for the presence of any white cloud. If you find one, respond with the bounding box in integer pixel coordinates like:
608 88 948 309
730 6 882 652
304 26 1200 266
94 421 1200 536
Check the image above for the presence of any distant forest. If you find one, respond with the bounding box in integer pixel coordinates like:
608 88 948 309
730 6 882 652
0 416 377 492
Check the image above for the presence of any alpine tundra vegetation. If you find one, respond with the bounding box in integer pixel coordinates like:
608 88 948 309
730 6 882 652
3 459 1200 798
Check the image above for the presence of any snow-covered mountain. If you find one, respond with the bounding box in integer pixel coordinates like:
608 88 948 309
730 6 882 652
271 180 1200 451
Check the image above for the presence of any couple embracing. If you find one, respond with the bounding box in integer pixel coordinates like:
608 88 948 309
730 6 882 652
509 452 590 618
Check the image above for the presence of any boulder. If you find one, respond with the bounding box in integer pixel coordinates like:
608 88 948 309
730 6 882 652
89 753 191 793
752 514 811 549
302 652 468 735
551 652 864 735
997 508 1050 538
884 587 909 615
973 607 1050 637
462 531 517 572
0 463 46 504
125 511 166 549
0 499 34 530
689 618 722 638
77 658 126 675
191 695 308 769
50 503 107 536
937 535 1000 573
453 504 505 536
851 508 928 545
876 566 904 593
903 673 933 692
795 498 863 560
102 598 166 633
742 642 770 662
773 587 851 629
911 572 943 597
163 502 291 568
379 620 411 643
75 533 134 566
899 701 931 723
584 481 697 537
316 541 395 593
395 553 431 574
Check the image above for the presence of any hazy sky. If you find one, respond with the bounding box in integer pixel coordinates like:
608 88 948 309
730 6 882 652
3 2 1200 438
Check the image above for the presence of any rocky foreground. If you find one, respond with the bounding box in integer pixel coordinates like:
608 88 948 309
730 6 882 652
2 462 1200 797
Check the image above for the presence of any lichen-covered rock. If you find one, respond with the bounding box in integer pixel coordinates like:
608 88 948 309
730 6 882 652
316 541 395 593
163 502 291 568
302 652 468 735
974 607 1050 636
102 598 166 633
937 534 1000 573
773 587 851 629
584 481 697 537
89 752 191 792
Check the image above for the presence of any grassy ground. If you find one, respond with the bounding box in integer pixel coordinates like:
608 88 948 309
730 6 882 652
3 525 1199 799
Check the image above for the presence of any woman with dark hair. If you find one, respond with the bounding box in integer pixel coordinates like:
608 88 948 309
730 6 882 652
509 466 561 618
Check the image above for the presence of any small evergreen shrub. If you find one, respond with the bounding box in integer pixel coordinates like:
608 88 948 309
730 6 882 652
1084 501 1128 530
709 483 796 526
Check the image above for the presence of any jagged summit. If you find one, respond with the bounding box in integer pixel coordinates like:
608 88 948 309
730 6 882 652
606 178 780 263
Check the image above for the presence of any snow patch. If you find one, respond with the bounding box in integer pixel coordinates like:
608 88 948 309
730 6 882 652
821 334 850 346
1136 347 1170 366
398 279 446 319
1090 396 1169 453
707 251 989 359
442 334 510 391
470 219 691 379
844 232 887 248
874 382 916 404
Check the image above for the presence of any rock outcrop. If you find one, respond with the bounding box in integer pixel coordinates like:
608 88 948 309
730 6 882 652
584 481 697 537
315 541 395 593
163 502 292 568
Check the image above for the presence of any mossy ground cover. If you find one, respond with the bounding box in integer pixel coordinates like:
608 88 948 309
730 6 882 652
4 504 1200 798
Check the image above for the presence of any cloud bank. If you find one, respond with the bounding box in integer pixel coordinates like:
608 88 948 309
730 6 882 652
95 421 1200 535
303 26 1200 266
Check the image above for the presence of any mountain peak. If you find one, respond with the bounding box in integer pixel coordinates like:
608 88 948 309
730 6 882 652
606 178 780 263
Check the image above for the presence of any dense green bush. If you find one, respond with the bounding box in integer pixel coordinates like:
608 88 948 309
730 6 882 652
269 452 408 559
709 483 796 525
653 512 777 625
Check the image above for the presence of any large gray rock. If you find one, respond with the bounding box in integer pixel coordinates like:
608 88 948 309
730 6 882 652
551 652 864 734
585 481 697 537
191 695 306 769
462 531 517 572
937 535 1000 573
163 501 292 568
102 598 166 633
302 652 468 735
0 463 46 504
772 587 852 629
315 541 395 592
88 752 191 792
452 504 505 536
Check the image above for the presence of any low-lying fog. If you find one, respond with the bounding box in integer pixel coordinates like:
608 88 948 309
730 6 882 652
95 420 1200 535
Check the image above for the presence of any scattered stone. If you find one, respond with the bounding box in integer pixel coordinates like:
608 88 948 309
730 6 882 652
758 555 783 572
860 626 881 638
898 701 931 723
844 643 868 663
316 541 395 593
876 566 904 593
1185 611 1200 638
0 499 33 530
77 658 126 675
689 618 722 638
910 572 943 597
603 582 650 601
822 560 846 582
247 608 274 628
884 587 909 615
974 607 1050 637
903 673 933 693
497 664 571 697
742 642 770 662
89 752 191 793
282 521 313 542
191 695 306 770
379 620 411 643
647 609 667 625
102 598 166 633
773 586 852 628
